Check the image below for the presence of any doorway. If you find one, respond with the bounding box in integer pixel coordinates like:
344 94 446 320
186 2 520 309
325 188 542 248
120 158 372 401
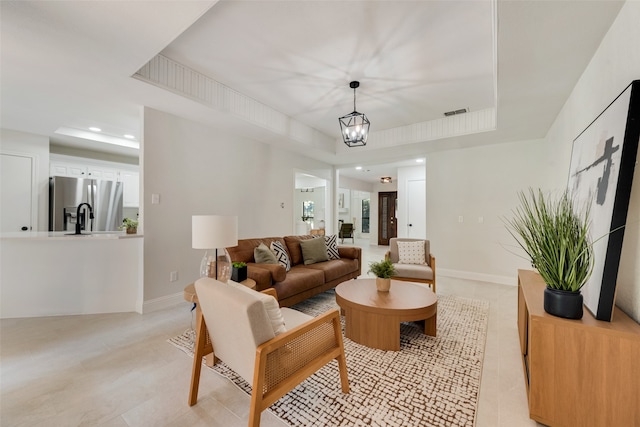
294 172 328 234
378 191 397 245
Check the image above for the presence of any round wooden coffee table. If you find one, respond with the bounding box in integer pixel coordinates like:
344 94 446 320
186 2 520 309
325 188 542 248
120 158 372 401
335 278 437 351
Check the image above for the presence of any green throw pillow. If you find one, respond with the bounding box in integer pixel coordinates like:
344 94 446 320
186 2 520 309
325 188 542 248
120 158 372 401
254 242 277 264
299 237 329 265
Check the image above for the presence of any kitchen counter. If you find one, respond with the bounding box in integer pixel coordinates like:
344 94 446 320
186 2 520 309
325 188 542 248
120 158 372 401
0 231 143 240
1 231 143 318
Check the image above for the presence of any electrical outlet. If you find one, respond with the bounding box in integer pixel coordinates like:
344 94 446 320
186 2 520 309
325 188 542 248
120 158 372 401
170 271 178 282
478 216 484 224
458 216 464 223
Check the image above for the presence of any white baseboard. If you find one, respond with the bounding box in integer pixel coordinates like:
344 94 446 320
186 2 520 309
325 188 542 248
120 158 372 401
438 268 517 286
142 291 184 313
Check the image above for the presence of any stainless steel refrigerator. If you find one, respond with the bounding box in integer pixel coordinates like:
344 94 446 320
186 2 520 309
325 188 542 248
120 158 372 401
49 176 123 232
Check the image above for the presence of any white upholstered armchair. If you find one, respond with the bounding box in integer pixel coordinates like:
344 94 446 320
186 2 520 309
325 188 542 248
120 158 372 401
190 277 349 427
385 238 436 293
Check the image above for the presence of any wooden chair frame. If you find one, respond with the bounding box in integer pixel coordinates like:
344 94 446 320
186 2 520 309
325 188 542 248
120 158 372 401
189 288 349 427
339 223 354 243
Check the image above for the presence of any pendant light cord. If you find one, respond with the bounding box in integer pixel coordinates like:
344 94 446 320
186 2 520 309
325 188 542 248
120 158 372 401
353 87 357 112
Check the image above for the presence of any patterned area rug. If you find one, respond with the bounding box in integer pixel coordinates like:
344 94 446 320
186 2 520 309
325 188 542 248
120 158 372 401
169 290 489 427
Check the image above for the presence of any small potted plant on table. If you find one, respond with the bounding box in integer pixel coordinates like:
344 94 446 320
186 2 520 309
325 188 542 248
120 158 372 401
505 188 593 319
368 259 396 292
119 218 139 234
231 261 247 282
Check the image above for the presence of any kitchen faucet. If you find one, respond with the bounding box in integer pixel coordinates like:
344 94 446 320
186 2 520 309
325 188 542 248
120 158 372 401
74 202 94 235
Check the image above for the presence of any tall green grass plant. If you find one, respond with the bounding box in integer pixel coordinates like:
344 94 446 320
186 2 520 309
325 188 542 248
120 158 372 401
505 188 593 292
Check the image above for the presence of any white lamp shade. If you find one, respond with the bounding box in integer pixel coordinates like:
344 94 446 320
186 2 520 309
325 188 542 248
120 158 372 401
192 215 238 249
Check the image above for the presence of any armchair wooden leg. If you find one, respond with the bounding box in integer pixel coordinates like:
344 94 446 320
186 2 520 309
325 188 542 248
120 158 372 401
249 356 267 427
189 310 207 406
337 352 350 393
332 315 350 394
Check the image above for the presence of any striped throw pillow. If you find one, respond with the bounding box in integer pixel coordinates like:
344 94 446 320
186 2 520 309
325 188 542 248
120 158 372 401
325 234 340 260
270 240 291 271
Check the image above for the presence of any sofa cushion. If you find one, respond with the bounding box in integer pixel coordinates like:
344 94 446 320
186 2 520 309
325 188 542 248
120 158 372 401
324 234 340 260
300 236 329 265
283 235 315 266
254 242 277 264
301 258 359 282
392 263 434 281
270 240 291 271
397 240 427 265
272 265 325 301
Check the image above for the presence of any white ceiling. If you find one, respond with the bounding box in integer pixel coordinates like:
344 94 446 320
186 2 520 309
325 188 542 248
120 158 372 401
0 1 624 183
162 1 495 137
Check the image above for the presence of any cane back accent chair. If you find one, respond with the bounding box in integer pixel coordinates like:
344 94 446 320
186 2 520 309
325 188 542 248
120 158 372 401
190 278 350 427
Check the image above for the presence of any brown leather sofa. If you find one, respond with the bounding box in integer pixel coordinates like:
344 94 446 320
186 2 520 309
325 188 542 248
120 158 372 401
227 235 362 307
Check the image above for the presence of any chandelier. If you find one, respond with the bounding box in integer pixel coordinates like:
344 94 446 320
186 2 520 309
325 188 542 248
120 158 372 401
339 81 370 147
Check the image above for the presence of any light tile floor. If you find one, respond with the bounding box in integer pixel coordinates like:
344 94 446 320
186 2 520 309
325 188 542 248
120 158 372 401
1 242 541 427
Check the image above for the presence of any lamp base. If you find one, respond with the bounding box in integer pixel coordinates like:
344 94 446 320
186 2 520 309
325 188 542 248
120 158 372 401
200 248 232 282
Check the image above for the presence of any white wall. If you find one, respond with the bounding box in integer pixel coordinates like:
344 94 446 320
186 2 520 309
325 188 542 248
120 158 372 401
142 107 333 303
426 138 551 284
0 128 49 231
338 175 374 194
424 1 640 291
544 0 640 321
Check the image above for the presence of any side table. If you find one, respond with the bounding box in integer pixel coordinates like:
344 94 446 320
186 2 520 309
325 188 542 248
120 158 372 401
184 278 256 405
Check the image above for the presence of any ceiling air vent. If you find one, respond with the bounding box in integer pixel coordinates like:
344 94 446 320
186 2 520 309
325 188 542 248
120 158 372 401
444 108 468 117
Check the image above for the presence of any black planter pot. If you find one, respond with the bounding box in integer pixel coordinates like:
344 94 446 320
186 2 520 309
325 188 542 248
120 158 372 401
544 287 584 319
231 266 247 283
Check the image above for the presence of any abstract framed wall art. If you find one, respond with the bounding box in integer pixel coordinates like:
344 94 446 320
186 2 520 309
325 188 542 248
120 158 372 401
567 80 640 321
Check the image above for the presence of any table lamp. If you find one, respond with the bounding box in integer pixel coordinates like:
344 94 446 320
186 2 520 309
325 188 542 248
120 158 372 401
192 215 238 282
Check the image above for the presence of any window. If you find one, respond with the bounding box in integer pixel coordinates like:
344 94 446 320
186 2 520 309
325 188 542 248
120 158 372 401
362 199 370 233
302 201 314 222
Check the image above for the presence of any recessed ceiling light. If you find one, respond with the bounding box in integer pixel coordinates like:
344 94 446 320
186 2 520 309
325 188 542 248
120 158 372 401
124 134 135 139
89 127 101 132
355 166 362 170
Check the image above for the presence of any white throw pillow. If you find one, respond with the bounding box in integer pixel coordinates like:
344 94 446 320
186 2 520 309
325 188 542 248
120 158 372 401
270 240 291 272
324 234 340 260
397 241 427 265
227 280 287 335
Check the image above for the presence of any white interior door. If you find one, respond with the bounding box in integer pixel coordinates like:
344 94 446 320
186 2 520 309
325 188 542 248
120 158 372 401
1 153 34 232
407 179 426 238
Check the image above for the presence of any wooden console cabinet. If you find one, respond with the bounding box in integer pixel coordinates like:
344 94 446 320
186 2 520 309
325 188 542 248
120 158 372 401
517 270 640 426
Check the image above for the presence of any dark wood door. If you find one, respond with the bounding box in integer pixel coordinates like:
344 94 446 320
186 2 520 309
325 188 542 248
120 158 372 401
378 191 397 245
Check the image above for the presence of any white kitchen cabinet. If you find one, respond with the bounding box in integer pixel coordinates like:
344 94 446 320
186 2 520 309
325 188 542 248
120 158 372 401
87 165 118 181
118 170 140 207
50 161 88 178
51 161 118 181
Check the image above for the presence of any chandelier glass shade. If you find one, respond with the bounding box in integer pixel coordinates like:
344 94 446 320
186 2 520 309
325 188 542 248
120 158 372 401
339 81 370 147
